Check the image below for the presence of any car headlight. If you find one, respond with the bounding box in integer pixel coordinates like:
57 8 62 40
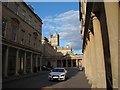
49 74 51 76
61 74 65 77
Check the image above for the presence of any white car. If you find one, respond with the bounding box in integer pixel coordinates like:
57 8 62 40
48 67 68 81
78 66 84 71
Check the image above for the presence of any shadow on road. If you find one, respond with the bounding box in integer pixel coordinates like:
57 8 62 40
66 67 79 79
2 67 81 88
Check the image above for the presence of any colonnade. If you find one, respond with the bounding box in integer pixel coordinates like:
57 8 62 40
2 45 42 77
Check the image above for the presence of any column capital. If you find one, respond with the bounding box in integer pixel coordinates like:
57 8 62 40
91 12 98 20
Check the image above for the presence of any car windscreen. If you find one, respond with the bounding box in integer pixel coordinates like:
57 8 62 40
52 69 64 72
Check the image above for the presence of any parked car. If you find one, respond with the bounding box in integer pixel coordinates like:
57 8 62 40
78 66 84 71
41 65 53 71
48 67 68 81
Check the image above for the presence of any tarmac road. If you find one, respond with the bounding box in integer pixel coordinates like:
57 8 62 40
2 67 91 89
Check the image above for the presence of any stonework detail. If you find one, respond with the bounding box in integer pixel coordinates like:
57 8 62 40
80 1 119 89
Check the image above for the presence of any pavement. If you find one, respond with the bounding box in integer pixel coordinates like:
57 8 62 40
2 71 50 83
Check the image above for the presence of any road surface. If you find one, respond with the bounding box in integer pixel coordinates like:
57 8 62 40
2 68 91 89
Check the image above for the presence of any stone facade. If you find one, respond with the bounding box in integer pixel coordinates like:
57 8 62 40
57 45 72 55
2 2 43 77
42 33 83 68
49 32 59 47
42 37 58 67
80 1 119 89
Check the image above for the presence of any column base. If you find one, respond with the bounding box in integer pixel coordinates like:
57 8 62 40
91 84 97 88
88 79 92 84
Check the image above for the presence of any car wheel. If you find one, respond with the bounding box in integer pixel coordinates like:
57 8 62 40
65 76 69 81
48 79 51 81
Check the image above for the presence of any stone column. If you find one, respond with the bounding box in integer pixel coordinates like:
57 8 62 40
61 60 63 67
40 55 42 71
90 31 97 88
71 60 73 67
85 40 91 83
78 59 81 67
86 31 94 86
60 60 63 67
30 53 33 73
66 59 68 68
79 60 82 67
86 40 92 84
15 49 19 75
93 15 106 88
83 50 87 75
36 55 38 72
4 46 9 77
23 51 26 74
76 59 78 67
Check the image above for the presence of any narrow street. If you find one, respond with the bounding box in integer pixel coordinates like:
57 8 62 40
3 68 91 89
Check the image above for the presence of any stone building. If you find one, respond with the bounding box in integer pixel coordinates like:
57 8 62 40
80 1 119 89
56 53 83 68
42 32 83 68
49 32 72 55
42 37 58 67
57 45 72 55
49 32 59 48
2 2 43 77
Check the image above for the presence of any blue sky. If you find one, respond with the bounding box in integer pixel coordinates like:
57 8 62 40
26 2 82 54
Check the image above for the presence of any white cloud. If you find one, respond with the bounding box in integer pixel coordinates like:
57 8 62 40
43 10 82 52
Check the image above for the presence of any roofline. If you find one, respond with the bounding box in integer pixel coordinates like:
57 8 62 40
23 2 43 24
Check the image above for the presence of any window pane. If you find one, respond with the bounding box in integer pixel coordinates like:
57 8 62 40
22 10 26 21
2 18 7 37
20 30 25 44
2 2 8 7
28 16 32 25
34 21 37 29
12 25 17 41
14 3 19 14
28 34 31 46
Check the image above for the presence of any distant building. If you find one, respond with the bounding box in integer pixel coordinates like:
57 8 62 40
42 32 83 68
42 37 57 67
49 32 72 55
49 32 59 48
80 1 119 89
57 45 72 55
2 2 43 77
